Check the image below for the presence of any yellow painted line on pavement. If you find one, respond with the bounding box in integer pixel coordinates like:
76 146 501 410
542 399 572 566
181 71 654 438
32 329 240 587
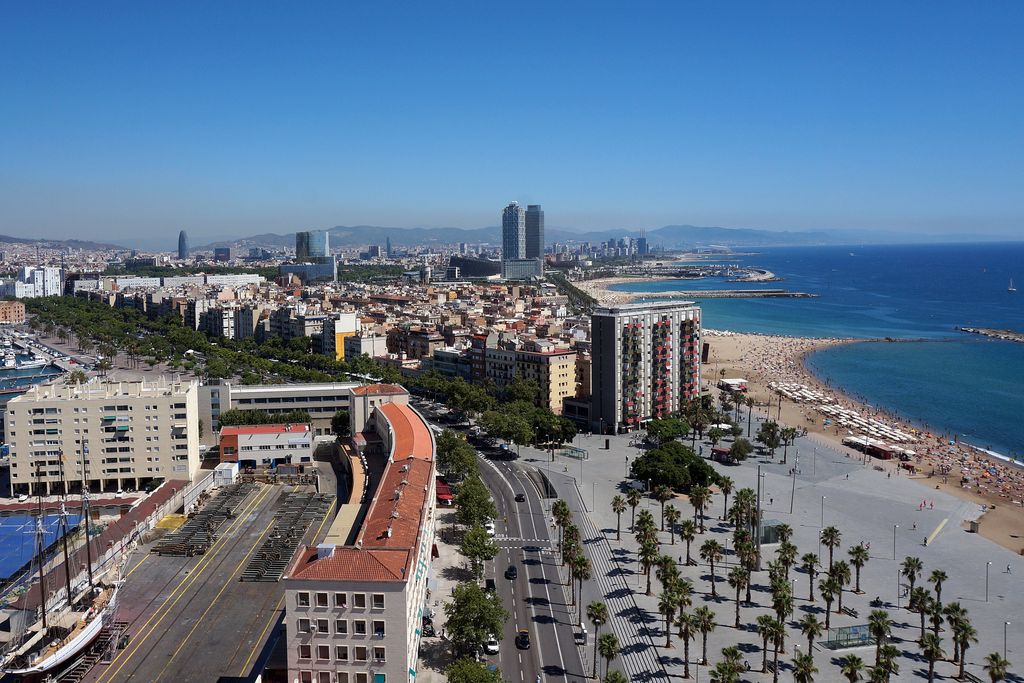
927 517 949 546
125 554 149 578
239 594 285 675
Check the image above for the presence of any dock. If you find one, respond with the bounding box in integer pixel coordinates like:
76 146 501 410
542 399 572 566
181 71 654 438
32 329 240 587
958 326 1024 344
636 288 816 299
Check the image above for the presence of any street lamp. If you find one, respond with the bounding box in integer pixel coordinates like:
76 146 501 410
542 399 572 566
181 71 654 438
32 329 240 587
820 495 826 528
896 568 901 608
1005 621 1011 659
987 561 992 602
892 524 898 560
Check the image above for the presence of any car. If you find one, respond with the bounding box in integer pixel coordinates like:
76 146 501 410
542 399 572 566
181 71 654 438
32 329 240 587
505 565 518 580
484 637 499 655
514 492 526 502
484 578 496 592
515 629 531 650
484 521 496 537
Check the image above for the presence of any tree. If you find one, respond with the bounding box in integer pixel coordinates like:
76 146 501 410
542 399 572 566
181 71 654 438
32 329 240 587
839 654 866 683
771 583 794 653
436 430 478 480
711 646 744 683
689 484 710 533
626 489 642 530
727 566 749 628
604 672 628 683
777 541 798 581
801 553 820 601
708 427 724 449
756 420 782 458
771 618 785 683
952 615 978 680
910 588 932 641
867 609 892 668
831 560 852 612
443 583 508 658
658 589 677 647
653 484 673 530
756 614 777 674
676 611 696 679
729 438 754 462
553 500 572 555
693 605 716 665
65 369 88 385
587 601 609 679
983 652 1011 682
664 504 680 545
331 409 351 438
639 540 660 596
799 613 824 658
928 569 948 608
848 544 869 593
700 539 723 597
920 632 943 683
455 475 497 528
680 519 697 566
460 524 498 578
719 476 734 519
819 578 838 631
446 658 504 683
781 426 798 464
645 416 689 445
792 652 818 683
820 526 842 571
610 493 626 540
571 554 592 616
598 632 620 678
901 556 924 597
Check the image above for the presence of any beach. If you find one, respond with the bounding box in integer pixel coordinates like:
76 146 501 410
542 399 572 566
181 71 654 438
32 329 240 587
705 329 1024 553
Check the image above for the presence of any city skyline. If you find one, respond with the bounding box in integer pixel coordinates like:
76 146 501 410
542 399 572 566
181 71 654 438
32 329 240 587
2 3 1023 244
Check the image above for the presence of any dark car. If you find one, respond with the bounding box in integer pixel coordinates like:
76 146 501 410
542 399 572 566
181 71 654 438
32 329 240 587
484 578 496 592
515 629 531 650
505 565 518 580
514 493 526 502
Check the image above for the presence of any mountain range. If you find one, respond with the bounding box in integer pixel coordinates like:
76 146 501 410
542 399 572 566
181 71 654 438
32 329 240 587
0 234 123 251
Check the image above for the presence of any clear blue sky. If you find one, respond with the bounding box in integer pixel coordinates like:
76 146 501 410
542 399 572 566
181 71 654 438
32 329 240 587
2 2 1022 246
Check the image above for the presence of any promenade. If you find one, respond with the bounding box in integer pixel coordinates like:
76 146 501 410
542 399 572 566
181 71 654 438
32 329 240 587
516 420 1021 681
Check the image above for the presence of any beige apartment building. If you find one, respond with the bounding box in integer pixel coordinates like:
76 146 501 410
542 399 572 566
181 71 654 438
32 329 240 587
515 346 577 415
5 379 201 496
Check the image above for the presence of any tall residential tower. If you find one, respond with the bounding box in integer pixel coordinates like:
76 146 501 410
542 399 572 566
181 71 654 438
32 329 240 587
501 201 543 279
525 204 544 259
177 230 189 259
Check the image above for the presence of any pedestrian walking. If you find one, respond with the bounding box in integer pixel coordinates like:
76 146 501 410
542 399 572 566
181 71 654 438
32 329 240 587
1008 564 1013 574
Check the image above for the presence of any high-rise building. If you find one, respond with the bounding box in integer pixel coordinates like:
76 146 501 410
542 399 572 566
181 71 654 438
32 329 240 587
386 236 392 258
295 231 311 261
308 230 329 259
525 204 544 259
590 301 701 433
177 230 190 260
501 202 526 260
637 235 649 256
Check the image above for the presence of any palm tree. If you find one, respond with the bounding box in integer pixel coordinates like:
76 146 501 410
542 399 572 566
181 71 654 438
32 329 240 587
792 652 818 683
775 522 794 544
653 484 673 530
587 601 608 679
983 652 1011 682
910 586 931 640
676 611 696 679
799 613 824 658
727 566 749 628
771 619 785 683
920 632 943 683
867 609 892 667
901 556 924 597
679 519 697 565
656 554 680 592
638 540 659 596
781 426 798 464
700 539 723 597
777 541 798 581
676 577 694 617
598 632 620 678
929 599 944 637
929 569 948 608
574 555 592 618
831 560 852 612
611 495 626 541
746 396 755 437
719 476 734 519
848 543 870 593
665 504 681 544
689 484 710 533
626 488 642 529
801 553 820 601
953 617 978 679
819 577 838 631
553 499 571 552
944 602 967 663
756 614 777 673
693 605 716 665
711 646 744 683
876 644 901 682
820 526 842 571
657 588 678 647
771 584 794 653
838 654 866 683
604 672 628 683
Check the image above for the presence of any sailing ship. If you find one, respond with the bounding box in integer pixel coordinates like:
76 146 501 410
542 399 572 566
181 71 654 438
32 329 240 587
0 451 120 680
1010 278 1017 293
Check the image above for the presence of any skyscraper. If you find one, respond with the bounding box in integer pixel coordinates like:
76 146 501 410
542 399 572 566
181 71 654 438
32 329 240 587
525 205 544 259
295 231 311 261
177 230 189 260
501 202 526 260
386 236 392 258
308 230 329 259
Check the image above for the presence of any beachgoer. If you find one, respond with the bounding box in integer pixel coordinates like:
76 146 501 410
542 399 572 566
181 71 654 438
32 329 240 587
1008 564 1013 574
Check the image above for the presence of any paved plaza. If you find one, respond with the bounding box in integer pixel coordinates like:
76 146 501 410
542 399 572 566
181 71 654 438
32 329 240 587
514 415 1022 682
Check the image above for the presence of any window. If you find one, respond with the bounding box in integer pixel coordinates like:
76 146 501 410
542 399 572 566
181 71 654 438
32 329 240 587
353 593 366 609
373 647 386 662
353 620 366 635
355 673 369 683
336 645 349 662
334 593 347 608
318 673 332 683
372 594 385 609
297 618 310 633
355 646 367 662
298 644 311 660
297 592 310 607
317 618 329 634
299 673 312 683
316 592 329 608
335 620 348 635
372 621 385 637
317 645 330 661
338 674 349 683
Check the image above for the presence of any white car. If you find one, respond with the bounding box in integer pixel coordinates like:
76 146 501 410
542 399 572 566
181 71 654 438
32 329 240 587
484 521 496 537
484 637 499 655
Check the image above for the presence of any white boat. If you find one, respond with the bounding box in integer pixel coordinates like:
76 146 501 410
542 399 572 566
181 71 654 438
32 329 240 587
1010 278 1017 293
16 357 49 370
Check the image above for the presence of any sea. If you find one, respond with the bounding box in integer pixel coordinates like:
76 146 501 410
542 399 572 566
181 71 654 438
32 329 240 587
609 242 1024 459
0 364 62 402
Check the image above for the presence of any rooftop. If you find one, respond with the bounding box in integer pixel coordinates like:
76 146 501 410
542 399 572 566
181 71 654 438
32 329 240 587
594 300 698 315
350 384 407 396
219 423 311 436
10 378 195 403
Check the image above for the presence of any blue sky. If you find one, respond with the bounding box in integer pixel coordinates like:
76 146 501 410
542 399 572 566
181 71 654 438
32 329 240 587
2 2 1022 246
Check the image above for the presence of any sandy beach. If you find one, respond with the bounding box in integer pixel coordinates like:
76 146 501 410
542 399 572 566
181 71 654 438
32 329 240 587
705 329 1024 553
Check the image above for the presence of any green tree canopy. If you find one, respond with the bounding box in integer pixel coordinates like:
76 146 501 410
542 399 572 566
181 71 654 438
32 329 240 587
455 475 498 528
443 583 508 658
445 658 504 683
331 409 350 438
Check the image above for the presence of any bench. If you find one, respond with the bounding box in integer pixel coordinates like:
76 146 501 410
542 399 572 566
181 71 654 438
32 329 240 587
840 606 859 618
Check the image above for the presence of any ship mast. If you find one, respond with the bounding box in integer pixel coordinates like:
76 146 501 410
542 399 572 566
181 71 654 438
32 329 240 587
58 452 73 607
33 461 47 631
80 443 93 587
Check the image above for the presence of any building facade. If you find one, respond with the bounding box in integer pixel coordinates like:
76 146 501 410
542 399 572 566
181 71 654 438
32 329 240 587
199 381 362 439
525 204 544 260
0 300 26 324
219 423 313 467
178 230 190 259
6 379 201 496
590 301 701 433
501 201 525 261
515 347 576 415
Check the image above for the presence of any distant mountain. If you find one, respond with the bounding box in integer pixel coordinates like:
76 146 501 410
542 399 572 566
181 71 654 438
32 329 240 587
0 233 123 250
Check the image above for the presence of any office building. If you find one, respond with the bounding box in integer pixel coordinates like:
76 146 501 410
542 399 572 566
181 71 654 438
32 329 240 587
283 385 435 683
308 230 330 259
320 313 359 361
178 230 190 259
525 204 544 260
219 423 313 467
296 231 312 262
590 301 701 433
6 379 201 496
501 202 526 260
501 258 543 280
199 381 362 438
214 247 233 262
280 260 338 283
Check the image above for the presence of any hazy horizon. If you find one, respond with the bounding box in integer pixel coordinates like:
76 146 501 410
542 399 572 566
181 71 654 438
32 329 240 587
2 2 1022 244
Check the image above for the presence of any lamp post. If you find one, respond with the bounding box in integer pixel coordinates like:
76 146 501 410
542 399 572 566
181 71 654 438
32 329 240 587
892 524 898 560
987 561 992 602
896 568 901 608
820 495 826 528
1005 621 1011 658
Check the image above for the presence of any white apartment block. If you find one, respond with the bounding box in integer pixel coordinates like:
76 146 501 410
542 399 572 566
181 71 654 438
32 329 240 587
6 379 201 496
218 423 313 467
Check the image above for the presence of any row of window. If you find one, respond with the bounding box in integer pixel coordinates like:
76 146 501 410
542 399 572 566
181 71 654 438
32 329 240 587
297 592 385 610
297 644 386 663
297 618 385 637
296 670 378 683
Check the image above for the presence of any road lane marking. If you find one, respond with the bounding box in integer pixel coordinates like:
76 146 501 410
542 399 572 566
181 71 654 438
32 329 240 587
927 517 949 545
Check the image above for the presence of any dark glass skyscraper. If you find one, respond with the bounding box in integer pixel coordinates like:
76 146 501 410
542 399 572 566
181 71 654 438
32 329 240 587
177 230 189 259
525 205 544 259
502 202 525 259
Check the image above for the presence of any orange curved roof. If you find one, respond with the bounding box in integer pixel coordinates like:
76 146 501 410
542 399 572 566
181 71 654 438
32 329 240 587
378 403 433 461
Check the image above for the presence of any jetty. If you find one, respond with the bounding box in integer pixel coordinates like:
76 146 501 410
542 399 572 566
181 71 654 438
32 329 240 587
958 326 1024 344
637 288 816 300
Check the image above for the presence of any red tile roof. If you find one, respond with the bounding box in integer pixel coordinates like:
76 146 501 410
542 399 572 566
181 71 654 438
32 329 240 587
350 384 407 396
219 423 310 436
288 547 411 582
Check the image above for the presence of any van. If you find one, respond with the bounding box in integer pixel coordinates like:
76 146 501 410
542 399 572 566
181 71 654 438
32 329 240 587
484 578 496 592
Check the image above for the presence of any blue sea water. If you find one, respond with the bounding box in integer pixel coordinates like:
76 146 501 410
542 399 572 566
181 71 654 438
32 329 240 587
610 242 1024 457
